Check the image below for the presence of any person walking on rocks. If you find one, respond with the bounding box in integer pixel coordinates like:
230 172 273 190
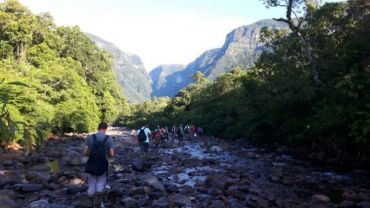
137 124 151 157
83 122 115 196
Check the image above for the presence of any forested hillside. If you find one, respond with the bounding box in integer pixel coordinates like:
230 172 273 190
86 33 153 103
0 0 127 150
128 0 370 166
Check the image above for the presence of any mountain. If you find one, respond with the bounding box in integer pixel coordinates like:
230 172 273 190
153 19 288 97
86 33 152 103
150 64 185 97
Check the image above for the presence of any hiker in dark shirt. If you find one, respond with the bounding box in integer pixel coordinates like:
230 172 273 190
83 122 115 196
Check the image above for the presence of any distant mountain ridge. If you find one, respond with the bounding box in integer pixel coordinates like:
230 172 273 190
150 64 185 97
150 19 288 97
86 33 152 103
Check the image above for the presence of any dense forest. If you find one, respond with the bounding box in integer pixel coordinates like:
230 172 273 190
0 0 128 152
127 0 370 166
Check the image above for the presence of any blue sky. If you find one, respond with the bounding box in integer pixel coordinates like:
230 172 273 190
15 0 344 71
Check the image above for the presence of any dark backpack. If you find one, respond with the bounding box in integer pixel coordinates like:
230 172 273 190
138 128 147 142
85 134 109 176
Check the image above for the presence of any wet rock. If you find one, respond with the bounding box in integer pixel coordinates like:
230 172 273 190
210 146 222 152
128 187 146 196
226 188 245 200
165 184 179 193
169 193 191 206
72 198 92 208
25 171 51 184
205 174 228 189
339 200 354 207
15 184 44 192
312 194 330 203
149 191 167 199
27 199 50 208
0 195 16 208
44 148 62 158
208 187 223 196
132 160 151 172
152 197 168 207
28 163 51 172
3 160 13 166
121 197 137 208
68 156 88 166
356 201 370 208
0 171 26 187
208 200 225 208
69 178 84 185
143 176 166 193
66 186 87 194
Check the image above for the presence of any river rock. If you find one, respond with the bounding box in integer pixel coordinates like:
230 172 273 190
25 171 51 184
68 156 88 166
121 197 137 208
66 186 87 194
339 200 354 207
15 184 44 192
128 187 146 196
208 200 225 208
356 201 370 208
27 199 51 208
169 193 191 206
132 160 151 172
226 188 245 200
28 163 51 172
143 176 166 193
312 194 330 203
0 195 16 208
152 197 168 207
205 174 228 189
44 148 62 158
210 146 222 152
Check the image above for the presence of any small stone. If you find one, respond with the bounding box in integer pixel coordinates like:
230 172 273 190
210 146 222 152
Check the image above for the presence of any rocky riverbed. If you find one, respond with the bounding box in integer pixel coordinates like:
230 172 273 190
0 127 369 208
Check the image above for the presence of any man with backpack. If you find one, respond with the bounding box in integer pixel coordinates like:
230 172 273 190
137 125 151 157
83 122 115 196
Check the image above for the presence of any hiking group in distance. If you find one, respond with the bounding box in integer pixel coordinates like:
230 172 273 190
83 122 205 198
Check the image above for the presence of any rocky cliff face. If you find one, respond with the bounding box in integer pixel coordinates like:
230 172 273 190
153 19 288 97
86 33 152 103
150 64 185 97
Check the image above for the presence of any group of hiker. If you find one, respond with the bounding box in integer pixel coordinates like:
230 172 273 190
82 122 205 197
